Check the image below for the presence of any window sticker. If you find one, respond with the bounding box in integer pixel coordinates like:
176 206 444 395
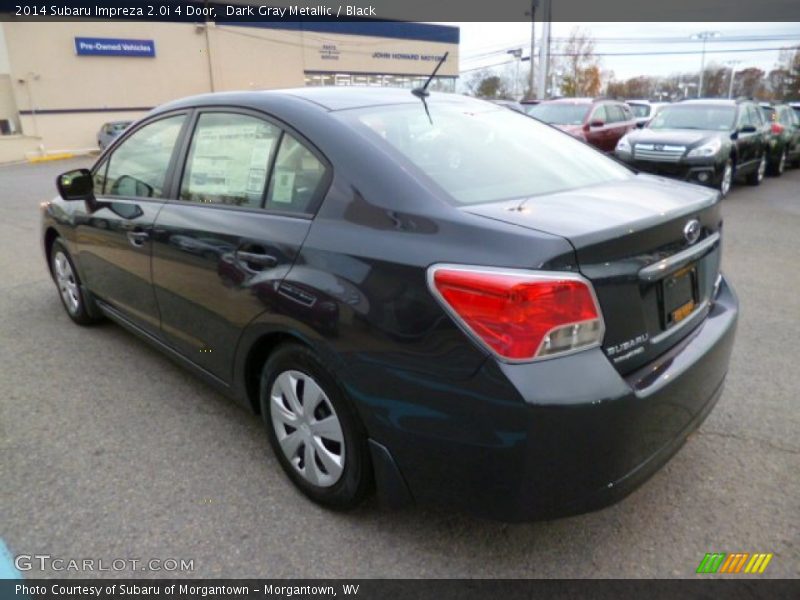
271 170 295 204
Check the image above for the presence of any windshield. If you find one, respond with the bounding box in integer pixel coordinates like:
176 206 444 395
342 102 632 205
628 104 650 118
525 103 590 125
648 105 735 131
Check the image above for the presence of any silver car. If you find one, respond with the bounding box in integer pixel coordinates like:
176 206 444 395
97 120 132 150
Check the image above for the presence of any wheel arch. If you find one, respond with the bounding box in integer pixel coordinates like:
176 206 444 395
44 227 60 276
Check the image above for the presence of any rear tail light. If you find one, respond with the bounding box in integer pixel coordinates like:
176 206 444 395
427 265 605 362
771 123 784 134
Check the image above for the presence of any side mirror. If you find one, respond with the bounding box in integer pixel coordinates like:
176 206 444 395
739 125 757 134
56 169 94 201
589 120 605 128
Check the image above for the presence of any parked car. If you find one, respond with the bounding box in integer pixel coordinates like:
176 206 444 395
526 97 637 151
97 120 132 150
42 88 738 521
626 100 669 128
759 103 800 175
488 99 526 114
790 102 800 120
615 98 769 197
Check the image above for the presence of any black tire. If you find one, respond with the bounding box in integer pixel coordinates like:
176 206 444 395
746 154 767 186
50 239 100 325
259 343 372 509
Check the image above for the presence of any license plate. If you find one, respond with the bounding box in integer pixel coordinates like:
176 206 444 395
662 265 697 327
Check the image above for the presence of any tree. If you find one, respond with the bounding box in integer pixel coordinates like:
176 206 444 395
734 67 765 99
700 64 729 98
776 47 800 101
555 27 602 97
463 69 512 99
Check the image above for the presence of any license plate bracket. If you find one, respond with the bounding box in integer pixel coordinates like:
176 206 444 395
661 265 698 328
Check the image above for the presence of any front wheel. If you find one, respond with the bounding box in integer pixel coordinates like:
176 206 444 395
718 159 734 197
50 239 100 325
746 155 767 186
260 343 372 509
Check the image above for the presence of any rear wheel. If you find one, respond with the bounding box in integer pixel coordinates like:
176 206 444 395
50 239 100 325
260 343 372 509
746 155 767 185
768 148 787 176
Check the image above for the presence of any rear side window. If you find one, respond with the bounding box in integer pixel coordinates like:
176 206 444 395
180 113 281 208
592 105 608 123
606 105 626 123
100 115 186 198
264 133 328 214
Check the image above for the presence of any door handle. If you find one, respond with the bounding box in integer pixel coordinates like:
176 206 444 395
127 231 149 247
235 250 277 270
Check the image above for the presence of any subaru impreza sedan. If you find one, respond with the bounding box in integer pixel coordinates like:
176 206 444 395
42 88 738 521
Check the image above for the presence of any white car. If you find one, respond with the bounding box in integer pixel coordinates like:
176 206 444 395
626 100 669 128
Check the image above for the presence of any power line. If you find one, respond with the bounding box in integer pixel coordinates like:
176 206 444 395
461 35 800 63
459 45 800 74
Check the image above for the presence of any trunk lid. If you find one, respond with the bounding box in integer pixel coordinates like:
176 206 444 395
463 175 723 373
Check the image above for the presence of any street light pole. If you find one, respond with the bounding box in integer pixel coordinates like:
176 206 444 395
537 0 551 100
691 31 721 98
507 49 523 99
527 1 539 99
726 60 742 98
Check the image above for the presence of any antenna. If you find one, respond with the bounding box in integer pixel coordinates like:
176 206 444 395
411 52 449 125
412 52 449 99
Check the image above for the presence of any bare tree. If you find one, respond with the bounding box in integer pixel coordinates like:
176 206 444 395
554 28 602 97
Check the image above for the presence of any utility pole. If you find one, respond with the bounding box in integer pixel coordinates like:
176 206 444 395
691 30 721 98
726 60 742 98
527 0 539 99
537 0 551 100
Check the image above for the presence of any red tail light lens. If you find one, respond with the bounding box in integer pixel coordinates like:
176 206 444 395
428 266 604 361
771 123 784 134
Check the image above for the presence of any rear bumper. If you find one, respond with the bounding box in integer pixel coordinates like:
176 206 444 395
352 276 738 521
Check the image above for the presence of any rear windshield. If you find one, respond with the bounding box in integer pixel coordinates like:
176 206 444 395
525 103 590 125
342 102 632 205
648 105 735 131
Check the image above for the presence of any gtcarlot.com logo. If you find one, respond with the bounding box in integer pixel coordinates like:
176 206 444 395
697 552 773 574
14 554 194 573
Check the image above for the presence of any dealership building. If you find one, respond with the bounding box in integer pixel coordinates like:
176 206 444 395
0 19 459 162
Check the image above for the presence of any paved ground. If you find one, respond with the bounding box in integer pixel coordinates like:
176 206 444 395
1 158 798 579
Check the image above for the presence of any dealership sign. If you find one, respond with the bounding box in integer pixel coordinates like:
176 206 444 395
74 37 156 58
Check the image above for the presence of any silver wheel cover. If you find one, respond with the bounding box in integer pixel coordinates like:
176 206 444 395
54 251 80 314
270 370 345 487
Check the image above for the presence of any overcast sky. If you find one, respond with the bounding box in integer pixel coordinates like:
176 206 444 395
447 22 800 81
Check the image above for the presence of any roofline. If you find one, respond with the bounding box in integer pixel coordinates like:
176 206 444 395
224 20 460 44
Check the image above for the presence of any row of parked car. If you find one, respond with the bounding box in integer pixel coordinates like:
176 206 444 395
499 97 800 197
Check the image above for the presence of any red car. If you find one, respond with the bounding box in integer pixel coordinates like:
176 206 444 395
525 98 637 152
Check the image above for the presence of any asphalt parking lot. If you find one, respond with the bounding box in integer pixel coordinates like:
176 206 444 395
1 158 798 579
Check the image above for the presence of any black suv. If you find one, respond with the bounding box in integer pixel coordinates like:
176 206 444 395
615 99 769 197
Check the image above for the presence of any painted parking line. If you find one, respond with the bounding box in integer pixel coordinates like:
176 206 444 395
0 539 22 579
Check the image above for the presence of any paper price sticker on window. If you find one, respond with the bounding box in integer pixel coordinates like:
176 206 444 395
272 170 295 204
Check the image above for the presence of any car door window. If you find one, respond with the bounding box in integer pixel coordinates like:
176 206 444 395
749 106 764 127
264 133 328 214
738 106 752 128
101 115 186 198
180 112 281 207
